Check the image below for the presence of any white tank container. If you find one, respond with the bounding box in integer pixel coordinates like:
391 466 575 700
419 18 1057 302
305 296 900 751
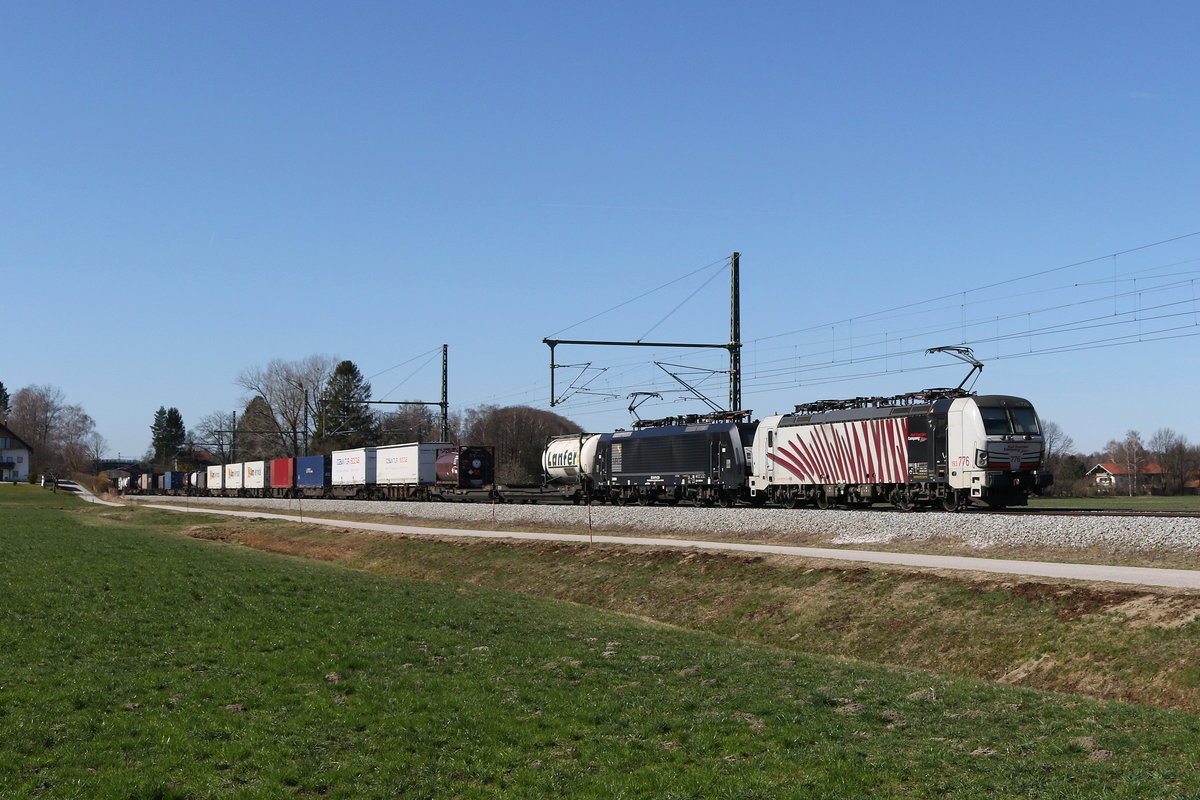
542 433 601 482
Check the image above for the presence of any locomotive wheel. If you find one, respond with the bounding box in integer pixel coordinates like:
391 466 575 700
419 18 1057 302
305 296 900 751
940 493 960 512
815 491 831 510
718 494 734 508
788 494 805 509
637 494 655 506
892 493 916 512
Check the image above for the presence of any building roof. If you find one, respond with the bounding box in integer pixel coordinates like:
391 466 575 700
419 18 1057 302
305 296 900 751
1086 462 1166 477
0 423 33 452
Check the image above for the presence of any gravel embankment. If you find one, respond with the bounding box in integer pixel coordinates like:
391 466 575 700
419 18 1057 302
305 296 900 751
129 495 1200 554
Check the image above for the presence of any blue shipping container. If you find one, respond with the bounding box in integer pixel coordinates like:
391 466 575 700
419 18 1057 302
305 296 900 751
163 471 188 490
295 455 330 489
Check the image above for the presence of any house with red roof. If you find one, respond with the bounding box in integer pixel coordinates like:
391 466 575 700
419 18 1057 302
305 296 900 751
1085 462 1166 495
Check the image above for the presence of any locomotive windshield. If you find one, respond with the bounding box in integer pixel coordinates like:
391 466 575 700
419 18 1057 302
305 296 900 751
980 406 1040 436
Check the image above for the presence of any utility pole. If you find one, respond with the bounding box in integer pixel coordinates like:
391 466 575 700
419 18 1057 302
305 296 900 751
729 251 741 413
545 252 743 414
441 344 450 442
302 386 310 456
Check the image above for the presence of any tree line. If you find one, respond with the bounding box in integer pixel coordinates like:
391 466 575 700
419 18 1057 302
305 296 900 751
1041 421 1199 496
0 380 104 478
152 356 581 484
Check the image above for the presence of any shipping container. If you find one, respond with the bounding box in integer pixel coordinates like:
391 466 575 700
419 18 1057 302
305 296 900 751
542 434 601 483
440 445 496 487
375 442 450 486
163 471 188 490
207 465 224 491
225 462 244 490
190 470 207 491
295 455 329 489
139 473 155 491
269 458 295 489
331 448 376 486
244 461 269 490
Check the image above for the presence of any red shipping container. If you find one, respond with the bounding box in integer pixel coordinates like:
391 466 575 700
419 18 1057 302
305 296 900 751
270 458 296 489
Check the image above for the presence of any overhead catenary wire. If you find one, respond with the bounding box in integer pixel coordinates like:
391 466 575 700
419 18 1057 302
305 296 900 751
378 349 442 401
457 232 1200 425
748 229 1200 345
367 345 443 382
546 255 730 339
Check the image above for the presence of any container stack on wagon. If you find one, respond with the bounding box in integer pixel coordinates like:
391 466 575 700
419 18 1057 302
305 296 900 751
130 444 503 502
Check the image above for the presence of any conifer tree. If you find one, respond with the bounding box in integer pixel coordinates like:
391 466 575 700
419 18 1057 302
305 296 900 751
235 396 285 461
311 360 377 453
150 406 187 465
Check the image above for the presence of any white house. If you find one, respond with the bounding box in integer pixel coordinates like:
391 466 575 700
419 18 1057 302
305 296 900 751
0 423 33 482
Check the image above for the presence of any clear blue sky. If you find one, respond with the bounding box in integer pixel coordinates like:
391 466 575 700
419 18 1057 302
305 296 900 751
4 1 1199 458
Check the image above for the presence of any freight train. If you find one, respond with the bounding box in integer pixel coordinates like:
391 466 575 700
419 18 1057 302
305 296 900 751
121 386 1051 511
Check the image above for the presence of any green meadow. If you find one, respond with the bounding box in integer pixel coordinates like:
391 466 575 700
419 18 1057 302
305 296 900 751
3 485 1199 798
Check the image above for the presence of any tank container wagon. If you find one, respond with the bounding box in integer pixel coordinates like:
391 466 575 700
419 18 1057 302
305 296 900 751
748 389 1051 510
540 433 602 502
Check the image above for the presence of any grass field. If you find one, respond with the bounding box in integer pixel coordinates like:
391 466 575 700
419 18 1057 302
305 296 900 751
1028 495 1200 512
4 485 1200 798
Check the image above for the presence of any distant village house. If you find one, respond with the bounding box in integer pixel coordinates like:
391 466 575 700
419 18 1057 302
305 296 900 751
1085 462 1166 494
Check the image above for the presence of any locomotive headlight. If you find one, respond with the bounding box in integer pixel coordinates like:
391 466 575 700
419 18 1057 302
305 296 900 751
976 449 989 468
472 459 482 469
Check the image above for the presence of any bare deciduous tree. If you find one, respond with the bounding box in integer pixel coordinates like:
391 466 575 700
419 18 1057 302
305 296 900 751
378 403 441 443
1040 419 1074 463
7 385 99 475
463 405 582 484
58 405 99 473
1104 429 1147 496
1149 428 1195 495
8 385 66 460
236 355 337 456
192 411 237 463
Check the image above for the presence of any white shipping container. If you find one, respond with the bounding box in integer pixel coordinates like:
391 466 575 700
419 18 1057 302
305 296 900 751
244 460 269 489
225 462 244 490
331 448 376 486
207 465 224 490
375 442 451 485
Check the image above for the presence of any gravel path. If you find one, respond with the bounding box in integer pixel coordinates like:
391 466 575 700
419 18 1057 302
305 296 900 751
127 495 1200 555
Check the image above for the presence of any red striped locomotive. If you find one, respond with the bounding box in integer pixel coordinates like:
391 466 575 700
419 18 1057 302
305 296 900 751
748 390 1049 510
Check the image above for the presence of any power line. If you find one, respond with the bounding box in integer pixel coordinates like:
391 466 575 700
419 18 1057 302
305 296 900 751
546 255 729 338
367 346 442 382
749 229 1200 345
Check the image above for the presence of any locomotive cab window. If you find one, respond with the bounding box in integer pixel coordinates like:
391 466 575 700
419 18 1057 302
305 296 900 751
980 406 1040 436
